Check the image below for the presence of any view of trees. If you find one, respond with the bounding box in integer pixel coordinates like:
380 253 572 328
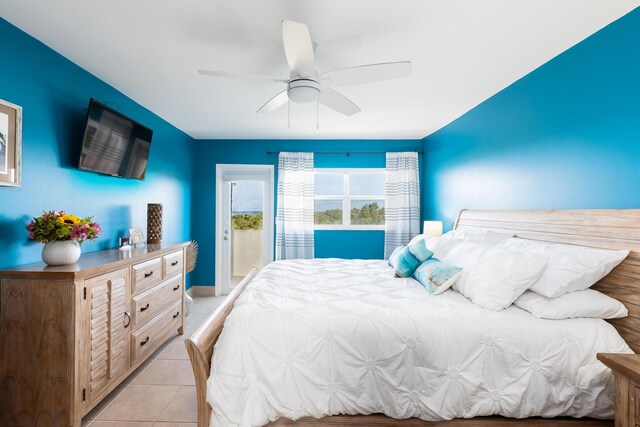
314 202 384 225
232 212 263 230
351 202 385 225
315 208 343 225
233 203 385 229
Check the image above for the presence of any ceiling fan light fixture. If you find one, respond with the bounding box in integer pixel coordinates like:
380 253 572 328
287 79 321 103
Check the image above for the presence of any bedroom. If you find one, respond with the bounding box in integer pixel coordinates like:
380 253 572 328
1 1 640 426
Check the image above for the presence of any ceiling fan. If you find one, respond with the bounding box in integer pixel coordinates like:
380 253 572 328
198 20 412 117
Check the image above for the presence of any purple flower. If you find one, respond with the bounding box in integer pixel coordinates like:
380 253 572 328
92 223 102 235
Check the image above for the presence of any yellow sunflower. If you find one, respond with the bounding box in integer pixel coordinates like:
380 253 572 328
58 213 81 226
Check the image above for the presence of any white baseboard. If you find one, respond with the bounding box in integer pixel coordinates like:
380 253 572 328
187 286 216 297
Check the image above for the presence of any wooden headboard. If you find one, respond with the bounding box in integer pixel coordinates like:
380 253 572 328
454 209 640 353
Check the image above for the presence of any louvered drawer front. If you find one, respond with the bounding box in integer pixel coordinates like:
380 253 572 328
89 284 110 396
109 276 129 379
163 250 183 279
131 300 181 364
132 257 162 294
84 267 131 407
131 274 182 329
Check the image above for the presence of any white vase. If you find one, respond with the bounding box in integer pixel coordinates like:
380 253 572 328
42 240 81 266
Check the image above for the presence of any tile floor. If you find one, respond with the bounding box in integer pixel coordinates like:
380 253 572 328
82 296 227 427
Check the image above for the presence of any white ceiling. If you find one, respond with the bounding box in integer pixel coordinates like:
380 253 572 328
2 1 638 139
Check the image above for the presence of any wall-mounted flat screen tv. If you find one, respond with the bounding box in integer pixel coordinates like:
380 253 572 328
78 99 153 180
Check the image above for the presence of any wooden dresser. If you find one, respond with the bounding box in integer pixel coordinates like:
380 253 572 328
0 242 189 427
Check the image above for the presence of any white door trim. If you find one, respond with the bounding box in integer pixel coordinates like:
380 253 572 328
215 164 275 296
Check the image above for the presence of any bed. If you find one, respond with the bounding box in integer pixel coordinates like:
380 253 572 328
186 209 640 427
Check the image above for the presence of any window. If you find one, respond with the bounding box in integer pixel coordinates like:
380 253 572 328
314 168 385 230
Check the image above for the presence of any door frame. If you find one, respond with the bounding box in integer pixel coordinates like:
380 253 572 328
215 164 274 296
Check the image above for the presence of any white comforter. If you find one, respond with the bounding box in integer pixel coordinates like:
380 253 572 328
207 259 631 426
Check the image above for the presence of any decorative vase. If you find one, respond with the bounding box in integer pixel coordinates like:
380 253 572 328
41 240 81 266
147 203 163 244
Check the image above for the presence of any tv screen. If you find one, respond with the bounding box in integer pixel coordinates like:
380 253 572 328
78 99 153 180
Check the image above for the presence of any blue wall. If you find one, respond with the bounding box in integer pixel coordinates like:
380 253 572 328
0 18 194 270
191 139 422 286
422 7 640 231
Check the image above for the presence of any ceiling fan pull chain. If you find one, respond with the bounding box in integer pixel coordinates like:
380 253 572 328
287 99 291 128
316 99 320 130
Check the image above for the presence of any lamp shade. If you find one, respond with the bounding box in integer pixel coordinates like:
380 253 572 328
423 220 443 237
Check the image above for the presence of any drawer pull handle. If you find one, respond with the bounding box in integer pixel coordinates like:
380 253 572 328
171 261 179 266
173 311 180 319
173 285 180 291
140 336 150 346
124 311 131 328
144 271 154 278
140 303 150 312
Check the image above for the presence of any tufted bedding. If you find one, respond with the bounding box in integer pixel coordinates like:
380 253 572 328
206 259 631 427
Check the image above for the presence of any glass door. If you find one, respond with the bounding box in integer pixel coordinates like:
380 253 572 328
217 165 274 295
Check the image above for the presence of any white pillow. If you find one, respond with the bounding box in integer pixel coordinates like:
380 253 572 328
443 240 548 311
409 234 435 246
408 234 463 259
514 289 628 319
426 237 464 259
443 229 514 246
409 229 513 260
497 238 629 298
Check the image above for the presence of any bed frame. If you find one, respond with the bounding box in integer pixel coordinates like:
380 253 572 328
186 209 640 427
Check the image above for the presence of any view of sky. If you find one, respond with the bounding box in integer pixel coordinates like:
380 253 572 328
315 173 385 196
231 181 264 213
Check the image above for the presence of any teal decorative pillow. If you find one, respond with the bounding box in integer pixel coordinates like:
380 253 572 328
408 238 434 263
413 258 462 295
389 245 421 278
388 246 403 268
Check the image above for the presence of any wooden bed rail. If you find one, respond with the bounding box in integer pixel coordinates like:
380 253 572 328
185 267 259 427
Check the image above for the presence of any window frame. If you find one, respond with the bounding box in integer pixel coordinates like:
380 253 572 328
314 168 386 231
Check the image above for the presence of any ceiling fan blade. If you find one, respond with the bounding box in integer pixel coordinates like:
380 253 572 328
314 35 364 59
319 87 361 116
198 69 288 83
257 90 289 113
319 61 412 86
281 20 316 78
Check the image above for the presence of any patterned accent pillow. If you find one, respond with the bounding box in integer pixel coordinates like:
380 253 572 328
388 246 421 278
413 258 462 295
408 238 434 263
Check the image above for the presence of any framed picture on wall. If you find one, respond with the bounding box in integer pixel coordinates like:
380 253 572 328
0 98 22 187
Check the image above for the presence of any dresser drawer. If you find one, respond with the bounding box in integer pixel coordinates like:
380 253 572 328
132 257 162 294
131 274 182 329
131 300 182 364
163 250 183 279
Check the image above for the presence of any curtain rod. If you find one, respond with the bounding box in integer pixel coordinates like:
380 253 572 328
265 151 423 156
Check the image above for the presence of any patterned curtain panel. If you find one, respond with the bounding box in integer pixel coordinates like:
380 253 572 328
276 152 315 260
384 152 420 259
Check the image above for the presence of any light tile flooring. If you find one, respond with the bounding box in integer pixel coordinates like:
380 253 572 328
82 296 227 427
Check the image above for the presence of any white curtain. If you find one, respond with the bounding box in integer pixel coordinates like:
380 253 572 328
384 152 420 259
276 152 315 260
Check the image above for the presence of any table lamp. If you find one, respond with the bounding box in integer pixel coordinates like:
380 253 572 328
423 221 443 237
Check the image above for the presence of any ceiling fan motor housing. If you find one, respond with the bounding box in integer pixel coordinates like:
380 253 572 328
288 79 321 103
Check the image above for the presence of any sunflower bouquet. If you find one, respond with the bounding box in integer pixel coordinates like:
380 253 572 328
26 210 102 244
